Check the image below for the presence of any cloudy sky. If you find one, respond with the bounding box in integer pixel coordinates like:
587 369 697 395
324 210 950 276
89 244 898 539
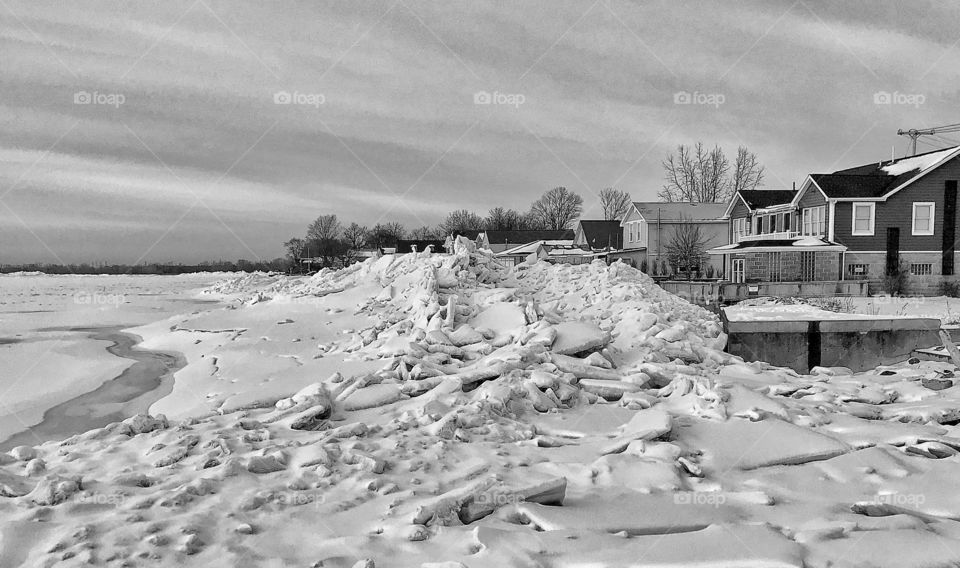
2 0 960 264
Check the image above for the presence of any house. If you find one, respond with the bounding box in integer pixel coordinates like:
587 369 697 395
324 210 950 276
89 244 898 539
495 239 577 266
712 145 960 284
477 229 574 252
710 188 846 283
613 202 728 273
573 220 623 251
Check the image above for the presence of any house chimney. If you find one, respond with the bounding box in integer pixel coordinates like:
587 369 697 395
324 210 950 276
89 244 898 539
792 181 796 191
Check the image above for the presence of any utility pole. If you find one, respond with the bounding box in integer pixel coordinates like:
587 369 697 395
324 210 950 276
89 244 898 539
897 123 960 156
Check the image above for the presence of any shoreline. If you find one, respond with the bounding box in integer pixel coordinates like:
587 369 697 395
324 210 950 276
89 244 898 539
0 327 187 451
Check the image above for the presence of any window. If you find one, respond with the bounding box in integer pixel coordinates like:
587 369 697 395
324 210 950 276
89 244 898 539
913 202 934 236
847 263 869 276
628 223 634 242
767 252 782 282
851 202 875 236
802 206 826 236
800 251 815 281
910 263 932 276
733 217 750 242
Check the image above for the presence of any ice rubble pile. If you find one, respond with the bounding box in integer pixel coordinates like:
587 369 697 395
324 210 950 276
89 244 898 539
215 237 731 415
0 239 742 565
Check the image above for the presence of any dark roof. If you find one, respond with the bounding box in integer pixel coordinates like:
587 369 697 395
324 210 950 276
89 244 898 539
395 239 445 253
483 229 574 244
632 202 727 222
577 220 623 249
738 190 796 209
812 146 959 199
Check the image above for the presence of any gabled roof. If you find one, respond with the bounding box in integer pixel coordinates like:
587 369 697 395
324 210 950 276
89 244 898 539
738 190 796 209
723 189 796 218
810 146 960 199
629 202 727 223
497 239 575 256
576 220 623 249
482 229 574 244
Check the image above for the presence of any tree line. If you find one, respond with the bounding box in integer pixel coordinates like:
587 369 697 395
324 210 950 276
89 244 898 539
285 186 635 270
284 141 765 273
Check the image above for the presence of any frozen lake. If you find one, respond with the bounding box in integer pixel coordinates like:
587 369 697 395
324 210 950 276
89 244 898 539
0 273 230 444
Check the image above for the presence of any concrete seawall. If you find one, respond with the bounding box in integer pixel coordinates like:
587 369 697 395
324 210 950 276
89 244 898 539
723 316 942 373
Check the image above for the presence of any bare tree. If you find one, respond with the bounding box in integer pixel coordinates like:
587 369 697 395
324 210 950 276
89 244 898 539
731 146 765 194
658 143 764 203
664 220 709 280
409 226 438 239
306 214 341 243
370 222 405 249
485 207 526 231
599 187 632 220
439 209 484 236
283 237 306 272
343 223 369 251
530 187 583 230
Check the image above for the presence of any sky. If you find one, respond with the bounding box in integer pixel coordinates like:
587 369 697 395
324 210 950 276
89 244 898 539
2 0 960 264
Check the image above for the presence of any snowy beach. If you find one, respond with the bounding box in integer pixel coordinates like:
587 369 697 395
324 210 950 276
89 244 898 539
2 245 960 567
0 273 228 445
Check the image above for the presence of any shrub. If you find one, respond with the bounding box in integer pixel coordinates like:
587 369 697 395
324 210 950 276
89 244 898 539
939 279 960 298
640 259 648 274
705 265 715 279
883 261 910 296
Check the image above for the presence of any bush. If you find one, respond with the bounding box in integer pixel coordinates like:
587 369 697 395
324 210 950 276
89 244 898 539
883 261 910 296
939 279 960 298
705 265 715 279
640 259 648 274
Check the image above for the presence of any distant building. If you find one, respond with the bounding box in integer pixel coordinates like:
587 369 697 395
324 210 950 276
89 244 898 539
573 220 623 251
711 145 960 284
613 201 728 272
478 229 574 252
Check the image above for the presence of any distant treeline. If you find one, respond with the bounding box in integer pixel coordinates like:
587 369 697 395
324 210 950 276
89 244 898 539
0 258 290 275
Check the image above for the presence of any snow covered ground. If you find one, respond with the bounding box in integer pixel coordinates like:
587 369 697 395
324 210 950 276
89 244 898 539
0 273 229 443
729 295 960 324
3 247 960 567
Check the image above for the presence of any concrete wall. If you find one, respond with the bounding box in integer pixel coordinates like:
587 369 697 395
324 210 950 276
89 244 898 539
723 316 942 373
661 280 871 305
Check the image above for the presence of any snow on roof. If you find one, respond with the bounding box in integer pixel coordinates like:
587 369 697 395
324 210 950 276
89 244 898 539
881 146 956 176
